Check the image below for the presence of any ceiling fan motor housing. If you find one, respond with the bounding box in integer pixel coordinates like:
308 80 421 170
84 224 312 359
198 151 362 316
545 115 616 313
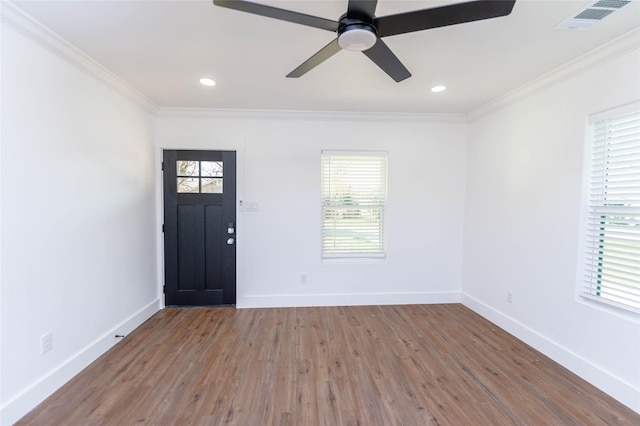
337 16 377 51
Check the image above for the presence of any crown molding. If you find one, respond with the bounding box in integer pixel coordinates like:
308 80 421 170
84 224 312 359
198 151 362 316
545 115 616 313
7 0 634 124
468 28 640 122
1 1 158 115
157 107 467 123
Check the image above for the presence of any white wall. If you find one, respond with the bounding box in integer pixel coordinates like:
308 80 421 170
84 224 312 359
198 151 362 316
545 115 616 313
462 39 640 411
0 15 160 424
156 111 468 308
2 1 637 421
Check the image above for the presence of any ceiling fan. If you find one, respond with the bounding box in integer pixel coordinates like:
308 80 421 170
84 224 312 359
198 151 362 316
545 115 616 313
213 0 516 82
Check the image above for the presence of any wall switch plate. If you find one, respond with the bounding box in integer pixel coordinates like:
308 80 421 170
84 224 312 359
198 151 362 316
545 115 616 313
507 290 514 304
245 202 259 212
41 332 53 354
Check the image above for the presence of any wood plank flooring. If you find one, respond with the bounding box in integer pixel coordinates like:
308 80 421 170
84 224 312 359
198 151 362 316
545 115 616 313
17 304 639 425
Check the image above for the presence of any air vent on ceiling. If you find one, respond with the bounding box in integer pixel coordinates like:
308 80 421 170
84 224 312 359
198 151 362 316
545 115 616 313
555 0 630 30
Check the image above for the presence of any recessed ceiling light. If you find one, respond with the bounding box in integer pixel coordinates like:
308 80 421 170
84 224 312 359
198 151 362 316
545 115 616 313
200 78 216 87
431 85 447 93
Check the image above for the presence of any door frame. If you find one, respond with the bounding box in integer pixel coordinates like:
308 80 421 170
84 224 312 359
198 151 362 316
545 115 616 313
156 146 243 308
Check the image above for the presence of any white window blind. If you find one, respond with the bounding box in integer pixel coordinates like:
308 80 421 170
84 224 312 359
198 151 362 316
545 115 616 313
321 151 387 259
582 108 640 312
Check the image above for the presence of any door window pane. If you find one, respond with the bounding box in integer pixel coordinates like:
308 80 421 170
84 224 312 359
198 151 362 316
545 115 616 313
201 161 223 177
201 178 223 193
177 161 199 176
177 178 199 193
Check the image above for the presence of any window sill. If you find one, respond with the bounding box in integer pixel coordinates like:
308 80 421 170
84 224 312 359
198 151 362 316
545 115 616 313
579 293 640 318
322 256 387 264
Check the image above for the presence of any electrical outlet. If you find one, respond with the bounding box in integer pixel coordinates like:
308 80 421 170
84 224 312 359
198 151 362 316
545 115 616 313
300 274 308 284
41 332 53 354
507 290 514 304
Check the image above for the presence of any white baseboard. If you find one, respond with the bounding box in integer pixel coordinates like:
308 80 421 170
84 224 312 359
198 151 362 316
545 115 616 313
461 293 640 414
0 299 161 425
237 291 460 309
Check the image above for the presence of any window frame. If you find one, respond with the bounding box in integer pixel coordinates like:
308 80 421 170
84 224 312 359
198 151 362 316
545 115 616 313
578 102 640 314
321 150 388 261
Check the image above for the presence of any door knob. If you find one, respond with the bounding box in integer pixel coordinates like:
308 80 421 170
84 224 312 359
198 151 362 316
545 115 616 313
227 238 235 245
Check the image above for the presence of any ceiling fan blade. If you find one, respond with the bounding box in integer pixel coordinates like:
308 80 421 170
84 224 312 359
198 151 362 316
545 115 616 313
362 39 411 82
347 0 378 18
287 39 342 78
375 0 516 38
213 0 339 32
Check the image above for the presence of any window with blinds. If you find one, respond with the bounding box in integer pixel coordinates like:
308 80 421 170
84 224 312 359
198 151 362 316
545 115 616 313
582 106 640 312
321 151 387 259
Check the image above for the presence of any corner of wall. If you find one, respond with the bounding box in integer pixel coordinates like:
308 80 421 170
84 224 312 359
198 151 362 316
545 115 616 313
461 293 640 413
0 300 161 425
467 28 640 122
0 0 158 116
460 29 640 414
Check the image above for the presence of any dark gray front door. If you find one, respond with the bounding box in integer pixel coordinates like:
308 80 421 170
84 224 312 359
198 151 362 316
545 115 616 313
163 150 236 306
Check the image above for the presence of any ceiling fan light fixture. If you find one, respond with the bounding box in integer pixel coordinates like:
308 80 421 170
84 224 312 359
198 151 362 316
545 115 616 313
338 25 377 51
200 78 216 87
431 85 447 93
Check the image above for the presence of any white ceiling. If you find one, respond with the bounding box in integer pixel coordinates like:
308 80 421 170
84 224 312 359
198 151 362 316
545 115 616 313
11 0 640 113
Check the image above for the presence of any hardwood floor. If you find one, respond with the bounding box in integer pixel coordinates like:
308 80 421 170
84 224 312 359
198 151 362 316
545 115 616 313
17 304 638 425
